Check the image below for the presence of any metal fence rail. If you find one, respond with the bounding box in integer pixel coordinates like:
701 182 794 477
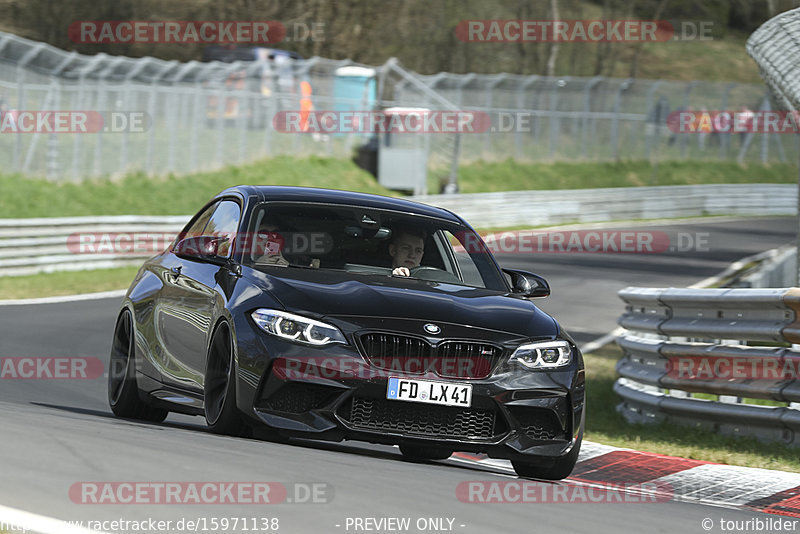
615 286 800 447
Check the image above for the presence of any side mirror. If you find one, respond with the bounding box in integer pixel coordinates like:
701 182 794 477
174 235 229 264
502 269 550 298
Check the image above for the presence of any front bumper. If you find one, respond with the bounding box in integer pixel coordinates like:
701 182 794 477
234 321 585 462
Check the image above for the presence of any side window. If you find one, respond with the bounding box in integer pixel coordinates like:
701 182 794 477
172 201 217 248
443 230 486 288
203 200 241 257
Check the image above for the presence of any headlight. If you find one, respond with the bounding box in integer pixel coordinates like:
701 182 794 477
251 309 347 346
509 340 572 369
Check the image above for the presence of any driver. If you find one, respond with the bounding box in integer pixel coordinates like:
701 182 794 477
389 228 425 276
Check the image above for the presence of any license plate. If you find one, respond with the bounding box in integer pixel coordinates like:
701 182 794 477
386 377 472 407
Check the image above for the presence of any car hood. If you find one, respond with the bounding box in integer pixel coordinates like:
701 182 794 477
242 268 558 339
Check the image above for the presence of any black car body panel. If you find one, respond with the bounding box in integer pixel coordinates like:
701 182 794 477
115 186 585 473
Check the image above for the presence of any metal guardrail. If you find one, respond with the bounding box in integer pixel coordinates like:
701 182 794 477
615 286 800 447
739 245 797 288
420 183 797 228
0 183 796 277
0 215 188 276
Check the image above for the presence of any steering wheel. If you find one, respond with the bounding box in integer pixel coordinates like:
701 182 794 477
409 266 461 283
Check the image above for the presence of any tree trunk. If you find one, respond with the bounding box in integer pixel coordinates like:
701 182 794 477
546 0 560 76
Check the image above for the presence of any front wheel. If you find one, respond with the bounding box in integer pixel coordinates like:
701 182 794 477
204 322 249 436
108 309 168 422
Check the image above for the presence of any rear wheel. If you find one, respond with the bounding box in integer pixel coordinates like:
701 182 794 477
511 431 582 480
399 444 452 461
204 322 249 436
108 309 168 422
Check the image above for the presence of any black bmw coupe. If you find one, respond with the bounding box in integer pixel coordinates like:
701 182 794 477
108 186 585 479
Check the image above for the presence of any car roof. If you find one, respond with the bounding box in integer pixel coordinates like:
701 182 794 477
215 186 464 224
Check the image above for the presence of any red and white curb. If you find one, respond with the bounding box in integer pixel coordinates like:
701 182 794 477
449 441 800 516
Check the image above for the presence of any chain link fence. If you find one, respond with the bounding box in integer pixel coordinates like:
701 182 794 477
0 30 793 184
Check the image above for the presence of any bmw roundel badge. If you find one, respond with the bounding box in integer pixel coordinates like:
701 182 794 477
423 323 441 335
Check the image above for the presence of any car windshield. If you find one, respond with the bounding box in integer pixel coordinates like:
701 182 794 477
241 202 507 291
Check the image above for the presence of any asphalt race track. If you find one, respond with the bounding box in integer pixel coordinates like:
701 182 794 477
0 216 794 534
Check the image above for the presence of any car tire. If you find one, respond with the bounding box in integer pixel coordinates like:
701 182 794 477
108 309 168 422
204 321 249 437
511 431 582 480
399 444 452 461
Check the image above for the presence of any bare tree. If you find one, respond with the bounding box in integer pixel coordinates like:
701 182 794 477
629 0 669 78
545 0 559 76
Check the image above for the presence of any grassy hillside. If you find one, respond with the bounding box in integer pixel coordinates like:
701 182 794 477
1 157 796 218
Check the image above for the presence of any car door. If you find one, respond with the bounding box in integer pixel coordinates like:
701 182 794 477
155 199 242 393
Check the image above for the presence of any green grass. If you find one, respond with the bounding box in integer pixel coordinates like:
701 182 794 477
612 30 762 84
585 343 800 472
0 155 395 218
451 159 798 194
0 266 140 299
1 157 797 218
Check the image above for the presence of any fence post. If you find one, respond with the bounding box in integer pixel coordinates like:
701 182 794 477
515 75 538 160
92 57 126 177
582 76 602 159
679 81 698 159
611 79 632 161
22 82 55 174
71 54 106 180
483 74 505 158
14 43 46 172
47 51 79 181
642 79 664 161
166 61 201 173
46 84 60 180
548 78 565 159
720 83 736 160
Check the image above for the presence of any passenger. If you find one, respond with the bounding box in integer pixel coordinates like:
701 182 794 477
254 223 289 266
